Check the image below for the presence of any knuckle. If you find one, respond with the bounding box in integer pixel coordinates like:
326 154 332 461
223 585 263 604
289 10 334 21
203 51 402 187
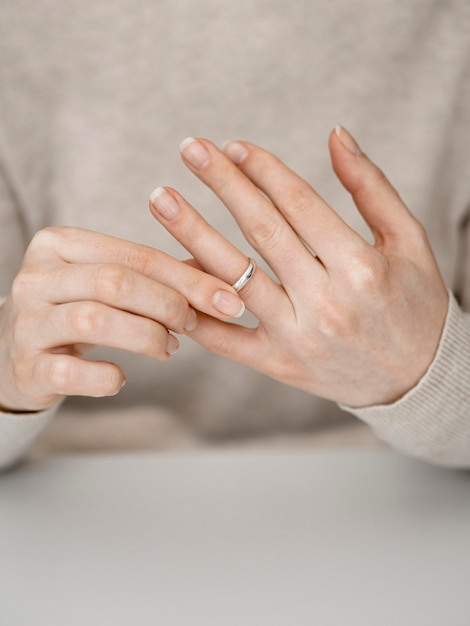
144 324 171 359
351 164 389 197
347 250 388 293
207 336 230 357
316 301 349 339
121 247 152 276
29 226 69 252
10 269 36 304
92 264 129 301
369 164 388 187
247 216 285 250
204 331 236 359
161 292 189 329
182 275 203 304
284 186 313 220
28 227 57 251
316 255 390 339
26 226 81 262
47 357 73 393
69 302 104 337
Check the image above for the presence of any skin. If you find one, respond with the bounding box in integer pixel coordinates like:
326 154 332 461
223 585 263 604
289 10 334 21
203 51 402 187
0 227 244 412
150 127 449 408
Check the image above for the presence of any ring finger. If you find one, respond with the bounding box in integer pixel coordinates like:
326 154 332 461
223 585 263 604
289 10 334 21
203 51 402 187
149 186 291 324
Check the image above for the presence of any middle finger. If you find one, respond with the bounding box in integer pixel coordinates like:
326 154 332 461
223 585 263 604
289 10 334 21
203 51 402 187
178 137 325 289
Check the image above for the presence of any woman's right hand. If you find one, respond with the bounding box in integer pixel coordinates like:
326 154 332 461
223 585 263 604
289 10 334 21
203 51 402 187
0 226 245 413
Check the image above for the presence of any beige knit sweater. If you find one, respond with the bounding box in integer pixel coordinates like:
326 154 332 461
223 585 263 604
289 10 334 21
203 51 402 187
1 0 470 469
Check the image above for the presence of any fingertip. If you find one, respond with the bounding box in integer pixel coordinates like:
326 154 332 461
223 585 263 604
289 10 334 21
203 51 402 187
149 186 181 221
212 290 245 318
222 141 250 164
92 363 127 397
179 137 211 169
183 307 198 332
105 364 127 396
179 136 197 153
109 375 127 396
166 333 179 356
333 125 363 155
329 125 368 193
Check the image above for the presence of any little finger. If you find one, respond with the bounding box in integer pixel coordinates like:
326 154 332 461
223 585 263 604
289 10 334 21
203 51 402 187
36 353 126 399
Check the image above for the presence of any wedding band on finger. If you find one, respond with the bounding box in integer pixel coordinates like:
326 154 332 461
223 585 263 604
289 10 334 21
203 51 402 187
231 258 256 292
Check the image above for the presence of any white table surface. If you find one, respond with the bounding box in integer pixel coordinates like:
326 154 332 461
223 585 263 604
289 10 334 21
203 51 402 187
1 449 469 625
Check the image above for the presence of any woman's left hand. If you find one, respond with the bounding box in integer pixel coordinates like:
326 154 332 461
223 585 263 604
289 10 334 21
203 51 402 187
149 127 449 408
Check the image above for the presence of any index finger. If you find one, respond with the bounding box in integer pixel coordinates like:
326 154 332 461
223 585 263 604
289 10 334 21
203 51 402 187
25 227 245 320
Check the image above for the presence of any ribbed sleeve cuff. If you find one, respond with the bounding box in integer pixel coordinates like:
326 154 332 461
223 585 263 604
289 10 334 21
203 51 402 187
342 292 470 467
0 405 59 472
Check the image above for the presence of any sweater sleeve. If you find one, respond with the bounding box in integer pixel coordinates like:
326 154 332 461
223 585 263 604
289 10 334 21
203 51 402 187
343 293 470 468
0 148 28 297
0 406 58 472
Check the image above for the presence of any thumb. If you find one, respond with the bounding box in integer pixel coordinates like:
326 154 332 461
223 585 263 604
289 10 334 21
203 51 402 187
329 125 420 249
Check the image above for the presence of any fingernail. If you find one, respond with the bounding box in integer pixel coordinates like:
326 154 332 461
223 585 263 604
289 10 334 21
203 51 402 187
166 333 179 355
180 137 210 169
149 187 180 220
335 125 362 155
223 141 249 164
213 290 245 318
184 308 198 332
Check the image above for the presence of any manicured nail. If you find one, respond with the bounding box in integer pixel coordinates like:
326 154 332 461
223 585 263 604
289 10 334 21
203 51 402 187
180 137 210 169
166 333 179 355
335 125 362 155
223 141 249 164
212 290 245 318
149 187 180 220
184 308 198 332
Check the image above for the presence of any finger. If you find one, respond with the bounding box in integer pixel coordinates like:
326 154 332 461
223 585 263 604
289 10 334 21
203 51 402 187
178 137 324 286
31 263 198 333
22 230 245 321
220 138 364 265
34 301 180 360
149 186 292 324
187 313 268 372
36 353 125 398
329 126 424 251
183 258 203 270
189 314 300 388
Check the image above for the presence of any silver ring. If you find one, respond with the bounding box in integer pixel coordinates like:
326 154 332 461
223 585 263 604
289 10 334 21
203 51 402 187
231 258 256 292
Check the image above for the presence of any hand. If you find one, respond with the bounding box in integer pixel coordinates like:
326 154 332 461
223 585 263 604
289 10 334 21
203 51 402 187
149 128 449 408
0 227 244 412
